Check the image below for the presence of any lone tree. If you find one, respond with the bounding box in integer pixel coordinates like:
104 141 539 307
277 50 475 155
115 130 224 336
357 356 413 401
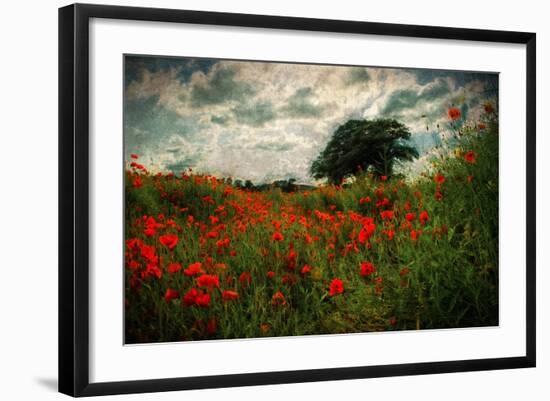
310 118 419 183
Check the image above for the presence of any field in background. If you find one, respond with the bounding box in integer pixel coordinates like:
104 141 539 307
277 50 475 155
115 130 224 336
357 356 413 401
124 113 498 343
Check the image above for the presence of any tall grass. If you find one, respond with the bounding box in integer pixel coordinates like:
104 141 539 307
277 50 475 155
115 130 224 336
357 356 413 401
124 115 498 343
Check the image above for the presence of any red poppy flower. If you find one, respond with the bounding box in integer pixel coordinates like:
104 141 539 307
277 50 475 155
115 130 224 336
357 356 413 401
266 271 276 279
419 210 429 225
301 264 312 275
143 263 161 279
478 122 487 130
164 288 179 303
405 212 415 222
239 271 252 286
399 267 411 276
127 260 139 270
435 190 444 201
272 232 284 241
329 278 344 297
195 293 211 307
216 238 231 248
139 244 158 264
360 262 376 277
168 262 182 274
359 196 371 204
358 221 376 244
184 262 204 276
132 176 143 188
434 173 445 184
271 291 286 306
196 274 220 288
183 288 199 306
222 290 239 301
410 230 420 241
447 107 461 121
464 151 477 164
484 103 494 114
130 153 139 159
159 234 178 250
380 210 394 220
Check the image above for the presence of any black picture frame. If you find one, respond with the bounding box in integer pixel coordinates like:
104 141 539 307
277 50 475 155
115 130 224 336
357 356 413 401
58 3 536 397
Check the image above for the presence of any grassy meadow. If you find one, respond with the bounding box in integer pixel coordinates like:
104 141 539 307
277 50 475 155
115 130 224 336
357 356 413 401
124 108 498 343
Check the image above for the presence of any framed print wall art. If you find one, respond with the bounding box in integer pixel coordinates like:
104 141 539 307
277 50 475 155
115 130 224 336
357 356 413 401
58 3 536 397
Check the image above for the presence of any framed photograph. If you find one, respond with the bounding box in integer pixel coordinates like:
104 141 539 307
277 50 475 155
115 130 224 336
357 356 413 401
58 3 536 397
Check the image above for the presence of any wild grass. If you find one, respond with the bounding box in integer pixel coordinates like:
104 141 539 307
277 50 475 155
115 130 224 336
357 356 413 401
124 115 498 343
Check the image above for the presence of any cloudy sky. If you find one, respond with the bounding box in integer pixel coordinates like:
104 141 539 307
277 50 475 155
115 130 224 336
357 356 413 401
124 55 498 184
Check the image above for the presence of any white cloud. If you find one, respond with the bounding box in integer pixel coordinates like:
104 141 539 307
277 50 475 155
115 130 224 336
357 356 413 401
124 59 496 184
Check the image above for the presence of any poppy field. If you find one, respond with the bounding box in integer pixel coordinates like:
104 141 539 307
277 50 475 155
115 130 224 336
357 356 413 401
124 106 499 344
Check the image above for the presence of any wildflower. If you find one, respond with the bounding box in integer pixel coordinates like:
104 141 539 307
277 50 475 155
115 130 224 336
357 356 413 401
184 262 204 276
216 238 231 248
266 271 276 279
239 271 252 286
130 153 139 159
464 151 477 164
329 278 344 297
196 274 220 288
360 262 376 277
168 262 182 274
434 173 445 184
222 290 239 301
358 220 376 244
447 107 461 121
183 288 199 306
484 102 494 114
405 212 415 222
164 288 179 303
301 264 312 275
419 210 429 225
272 232 284 241
159 234 178 250
132 176 143 188
195 292 211 307
380 210 394 220
359 196 371 204
143 263 162 279
272 291 287 306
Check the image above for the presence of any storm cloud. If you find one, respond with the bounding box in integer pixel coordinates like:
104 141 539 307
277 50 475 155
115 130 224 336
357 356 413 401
124 56 498 184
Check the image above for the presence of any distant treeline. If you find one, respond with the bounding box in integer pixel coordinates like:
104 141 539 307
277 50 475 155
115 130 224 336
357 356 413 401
225 178 316 193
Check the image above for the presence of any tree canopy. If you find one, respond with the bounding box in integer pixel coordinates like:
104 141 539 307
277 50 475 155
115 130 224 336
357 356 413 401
310 118 419 183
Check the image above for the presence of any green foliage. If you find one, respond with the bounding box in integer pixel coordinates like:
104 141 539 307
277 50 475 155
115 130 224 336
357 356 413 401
124 114 498 343
310 118 419 183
